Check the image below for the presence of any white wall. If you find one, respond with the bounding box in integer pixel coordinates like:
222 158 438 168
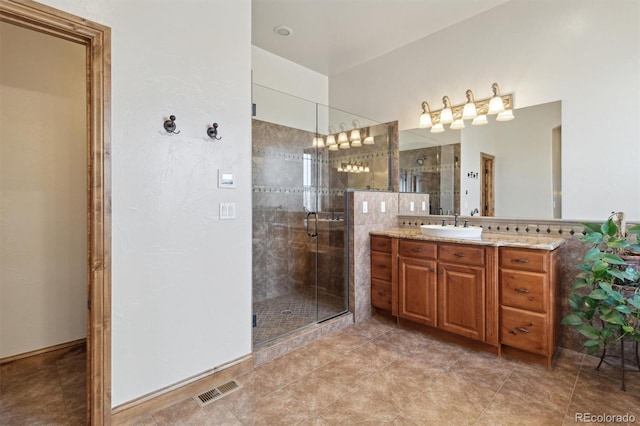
38 0 252 406
0 22 87 358
252 46 328 133
329 0 640 221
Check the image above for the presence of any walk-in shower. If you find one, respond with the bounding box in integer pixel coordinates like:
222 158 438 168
252 84 394 347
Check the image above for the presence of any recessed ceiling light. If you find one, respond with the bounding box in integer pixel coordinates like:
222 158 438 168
274 25 292 37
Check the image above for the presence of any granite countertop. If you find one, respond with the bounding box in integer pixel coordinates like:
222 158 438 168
370 228 565 250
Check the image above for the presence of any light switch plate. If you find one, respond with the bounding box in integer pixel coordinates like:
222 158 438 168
421 201 427 211
220 202 236 219
363 201 368 213
381 201 386 213
410 201 415 211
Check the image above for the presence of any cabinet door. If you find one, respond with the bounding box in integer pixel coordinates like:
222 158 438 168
438 263 485 341
399 258 437 327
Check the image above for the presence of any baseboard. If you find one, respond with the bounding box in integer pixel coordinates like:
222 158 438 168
111 353 253 425
0 338 86 365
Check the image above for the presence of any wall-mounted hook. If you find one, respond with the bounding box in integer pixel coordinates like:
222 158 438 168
163 115 180 134
207 123 222 140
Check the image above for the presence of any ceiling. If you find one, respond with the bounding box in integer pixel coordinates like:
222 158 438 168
252 0 511 76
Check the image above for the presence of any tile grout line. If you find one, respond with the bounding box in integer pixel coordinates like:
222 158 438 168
471 360 518 425
561 352 586 424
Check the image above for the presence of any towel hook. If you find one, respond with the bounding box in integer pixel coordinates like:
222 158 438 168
163 115 180 134
207 123 222 140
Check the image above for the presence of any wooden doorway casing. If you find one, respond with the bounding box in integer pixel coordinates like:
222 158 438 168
0 0 111 424
480 153 495 217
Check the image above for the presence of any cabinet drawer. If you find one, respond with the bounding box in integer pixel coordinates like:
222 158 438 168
500 306 548 355
500 270 547 313
399 240 437 259
500 248 548 272
371 278 392 311
371 236 392 253
439 244 485 266
371 252 392 280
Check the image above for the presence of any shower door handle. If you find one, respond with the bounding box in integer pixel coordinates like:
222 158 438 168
306 211 318 237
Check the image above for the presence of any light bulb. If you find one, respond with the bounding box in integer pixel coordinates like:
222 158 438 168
350 129 361 142
419 112 433 128
472 114 488 126
337 132 348 144
496 109 515 122
450 119 465 130
430 123 445 133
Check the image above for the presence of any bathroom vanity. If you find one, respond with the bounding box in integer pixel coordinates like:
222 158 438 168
370 229 564 366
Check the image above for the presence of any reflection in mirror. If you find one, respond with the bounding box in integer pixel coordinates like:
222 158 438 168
399 101 562 219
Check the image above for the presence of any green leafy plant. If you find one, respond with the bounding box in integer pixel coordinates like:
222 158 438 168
561 213 640 353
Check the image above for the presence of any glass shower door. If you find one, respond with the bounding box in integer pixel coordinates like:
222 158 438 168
252 85 323 347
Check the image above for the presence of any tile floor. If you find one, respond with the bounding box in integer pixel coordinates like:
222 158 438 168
2 315 640 425
253 287 347 347
0 343 86 425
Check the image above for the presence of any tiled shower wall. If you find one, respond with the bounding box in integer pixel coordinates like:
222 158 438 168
252 120 345 302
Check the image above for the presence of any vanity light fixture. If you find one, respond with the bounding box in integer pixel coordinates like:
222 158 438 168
462 90 478 120
349 120 362 147
336 161 370 173
311 136 325 148
418 82 514 133
419 102 433 129
439 96 454 124
488 82 506 115
338 123 350 149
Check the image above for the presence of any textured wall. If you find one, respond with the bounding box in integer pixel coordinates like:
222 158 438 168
0 22 87 358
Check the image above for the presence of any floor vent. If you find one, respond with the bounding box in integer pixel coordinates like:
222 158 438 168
192 379 241 407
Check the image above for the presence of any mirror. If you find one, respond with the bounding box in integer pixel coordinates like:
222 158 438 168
399 101 562 218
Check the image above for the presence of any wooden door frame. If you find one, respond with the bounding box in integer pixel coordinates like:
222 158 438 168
480 153 495 217
0 1 112 424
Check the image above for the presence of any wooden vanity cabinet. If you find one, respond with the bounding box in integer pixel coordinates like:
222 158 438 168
398 241 437 327
398 240 493 343
369 233 561 365
370 236 394 313
499 247 561 366
437 244 486 341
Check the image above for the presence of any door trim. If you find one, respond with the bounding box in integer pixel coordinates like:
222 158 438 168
0 0 112 423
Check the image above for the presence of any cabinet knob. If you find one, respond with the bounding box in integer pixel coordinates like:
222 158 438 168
429 268 435 273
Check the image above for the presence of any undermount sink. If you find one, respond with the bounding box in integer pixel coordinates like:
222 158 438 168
420 224 483 239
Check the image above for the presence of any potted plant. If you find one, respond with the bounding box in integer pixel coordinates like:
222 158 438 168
562 212 640 354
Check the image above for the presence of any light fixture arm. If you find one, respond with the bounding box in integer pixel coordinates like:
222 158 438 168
421 101 431 114
442 96 452 109
491 82 501 97
465 90 475 103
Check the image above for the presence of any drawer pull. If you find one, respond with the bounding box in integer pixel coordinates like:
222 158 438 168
515 288 530 294
411 247 423 253
509 330 516 335
377 291 386 297
513 258 530 264
377 264 387 269
454 253 466 257
377 242 387 247
516 327 531 333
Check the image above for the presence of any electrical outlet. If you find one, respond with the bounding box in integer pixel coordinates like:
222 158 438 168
410 201 415 211
381 201 386 213
362 201 368 213
421 201 427 211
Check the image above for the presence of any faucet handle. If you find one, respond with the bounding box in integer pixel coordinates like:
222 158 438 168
464 220 469 228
